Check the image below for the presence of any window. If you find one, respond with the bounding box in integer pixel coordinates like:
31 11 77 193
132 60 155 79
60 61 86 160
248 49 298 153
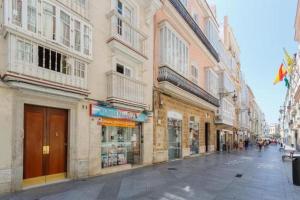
60 11 70 47
75 0 86 9
180 0 188 7
74 20 81 52
116 64 132 78
43 3 56 40
74 60 85 78
16 40 34 64
12 0 22 26
206 69 219 97
192 13 199 25
160 24 189 76
190 65 199 83
27 0 37 32
205 19 219 51
84 25 90 55
38 46 69 74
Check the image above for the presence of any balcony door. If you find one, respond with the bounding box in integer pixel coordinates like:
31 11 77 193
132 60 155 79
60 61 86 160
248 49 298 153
23 105 68 187
117 0 134 47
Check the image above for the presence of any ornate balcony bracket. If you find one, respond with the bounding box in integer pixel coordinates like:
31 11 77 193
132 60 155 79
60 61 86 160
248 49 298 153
169 0 220 62
158 66 220 107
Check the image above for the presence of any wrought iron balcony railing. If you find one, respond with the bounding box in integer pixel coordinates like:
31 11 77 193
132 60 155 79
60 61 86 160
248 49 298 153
169 0 220 62
158 66 220 107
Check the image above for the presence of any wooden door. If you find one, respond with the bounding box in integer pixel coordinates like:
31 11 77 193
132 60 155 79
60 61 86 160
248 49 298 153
24 105 45 179
23 105 68 185
47 108 68 176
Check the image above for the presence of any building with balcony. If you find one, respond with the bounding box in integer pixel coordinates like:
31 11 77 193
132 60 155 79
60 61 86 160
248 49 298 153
0 0 93 192
85 0 161 177
152 0 221 163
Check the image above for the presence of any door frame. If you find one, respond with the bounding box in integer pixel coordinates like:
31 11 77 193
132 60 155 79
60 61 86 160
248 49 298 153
205 123 210 152
167 111 183 160
23 104 69 186
11 92 77 191
216 130 220 151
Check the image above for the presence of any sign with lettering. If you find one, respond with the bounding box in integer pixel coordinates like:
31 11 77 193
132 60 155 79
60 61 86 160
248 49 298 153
90 105 148 122
97 118 136 128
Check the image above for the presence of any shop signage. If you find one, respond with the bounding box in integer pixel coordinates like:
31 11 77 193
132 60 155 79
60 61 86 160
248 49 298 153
90 105 148 122
97 118 136 128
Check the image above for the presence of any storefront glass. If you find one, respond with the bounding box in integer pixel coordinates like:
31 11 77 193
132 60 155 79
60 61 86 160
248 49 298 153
189 117 199 155
168 118 182 160
101 125 141 168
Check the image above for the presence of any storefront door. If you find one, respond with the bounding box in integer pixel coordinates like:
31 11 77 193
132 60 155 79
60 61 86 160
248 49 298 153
205 123 210 152
23 105 68 187
168 118 182 160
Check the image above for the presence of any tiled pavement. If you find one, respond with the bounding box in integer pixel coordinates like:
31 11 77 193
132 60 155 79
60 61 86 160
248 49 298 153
1 146 300 200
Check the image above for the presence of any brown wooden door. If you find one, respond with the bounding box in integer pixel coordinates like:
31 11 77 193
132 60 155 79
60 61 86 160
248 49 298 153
24 105 45 179
24 105 68 182
47 108 68 176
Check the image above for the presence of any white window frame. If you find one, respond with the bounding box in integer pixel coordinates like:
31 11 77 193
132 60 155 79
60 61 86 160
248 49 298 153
74 60 86 78
116 63 134 78
83 25 91 55
159 22 189 77
42 1 57 41
27 0 37 33
190 64 199 84
74 20 81 52
12 0 22 26
60 10 71 47
16 39 34 64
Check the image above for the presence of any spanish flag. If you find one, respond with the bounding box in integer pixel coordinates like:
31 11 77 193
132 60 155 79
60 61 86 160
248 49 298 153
273 64 287 84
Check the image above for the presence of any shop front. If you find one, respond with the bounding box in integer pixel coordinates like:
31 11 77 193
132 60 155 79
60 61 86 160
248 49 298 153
90 104 148 169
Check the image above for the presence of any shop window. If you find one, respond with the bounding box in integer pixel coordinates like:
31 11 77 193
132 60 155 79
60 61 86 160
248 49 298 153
27 0 37 32
189 116 199 155
101 125 141 168
43 2 56 40
12 0 22 26
60 11 71 47
38 46 69 74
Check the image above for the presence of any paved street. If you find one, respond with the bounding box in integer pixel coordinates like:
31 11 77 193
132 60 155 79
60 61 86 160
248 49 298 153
1 146 300 200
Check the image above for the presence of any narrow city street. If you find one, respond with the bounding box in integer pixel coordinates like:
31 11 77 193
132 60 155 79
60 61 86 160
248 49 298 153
1 146 299 200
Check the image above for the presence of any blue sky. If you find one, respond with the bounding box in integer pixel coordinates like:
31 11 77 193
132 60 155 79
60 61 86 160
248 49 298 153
210 0 298 124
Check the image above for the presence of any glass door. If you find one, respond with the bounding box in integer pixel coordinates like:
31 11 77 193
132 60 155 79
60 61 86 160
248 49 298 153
168 118 182 160
189 117 199 155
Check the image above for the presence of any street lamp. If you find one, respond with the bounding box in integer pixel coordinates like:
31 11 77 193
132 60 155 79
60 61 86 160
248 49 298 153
219 90 237 103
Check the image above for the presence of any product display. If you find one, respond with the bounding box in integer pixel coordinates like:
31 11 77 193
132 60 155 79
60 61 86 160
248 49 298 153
101 124 141 168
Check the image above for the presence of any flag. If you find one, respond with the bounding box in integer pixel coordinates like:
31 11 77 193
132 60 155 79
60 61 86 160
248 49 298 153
284 48 294 73
284 77 290 89
273 64 287 84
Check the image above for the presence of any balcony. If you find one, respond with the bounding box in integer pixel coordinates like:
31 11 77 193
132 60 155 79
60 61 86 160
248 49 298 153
106 71 145 107
4 34 88 96
169 0 219 62
215 99 234 126
158 66 220 107
107 10 147 58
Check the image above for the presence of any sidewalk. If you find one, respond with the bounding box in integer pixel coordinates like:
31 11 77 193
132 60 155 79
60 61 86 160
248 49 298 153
1 146 300 200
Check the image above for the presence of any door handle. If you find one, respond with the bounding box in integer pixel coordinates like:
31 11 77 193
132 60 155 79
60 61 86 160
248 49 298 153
43 145 50 155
